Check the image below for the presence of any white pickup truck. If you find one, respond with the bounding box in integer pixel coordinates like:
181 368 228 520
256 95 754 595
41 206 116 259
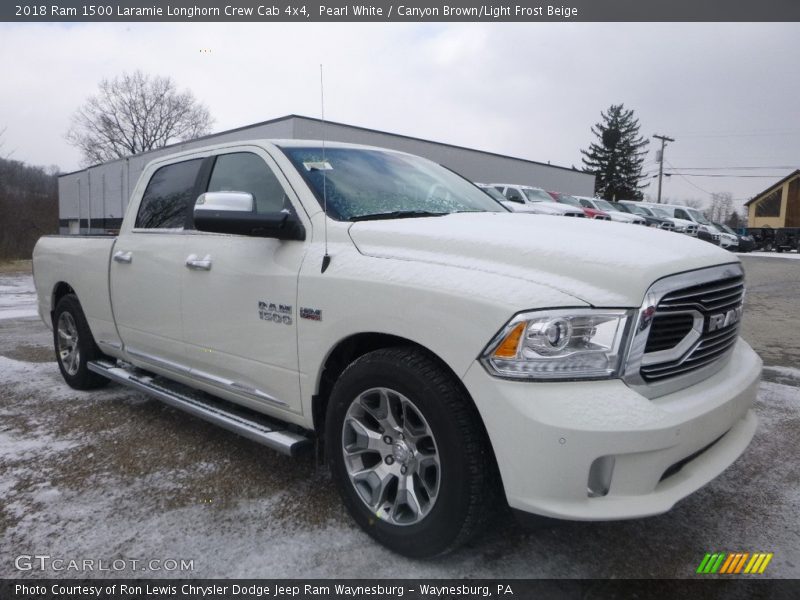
33 140 761 557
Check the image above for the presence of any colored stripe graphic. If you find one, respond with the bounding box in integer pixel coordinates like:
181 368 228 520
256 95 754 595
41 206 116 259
700 552 773 575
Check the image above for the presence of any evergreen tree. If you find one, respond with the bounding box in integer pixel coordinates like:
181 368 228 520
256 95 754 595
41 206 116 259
580 104 649 200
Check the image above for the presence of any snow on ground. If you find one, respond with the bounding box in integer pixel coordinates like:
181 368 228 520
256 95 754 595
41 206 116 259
0 274 37 320
1 351 798 579
737 251 800 260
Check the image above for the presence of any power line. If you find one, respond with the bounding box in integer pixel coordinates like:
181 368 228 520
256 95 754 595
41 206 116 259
667 165 797 171
665 173 789 178
664 159 713 195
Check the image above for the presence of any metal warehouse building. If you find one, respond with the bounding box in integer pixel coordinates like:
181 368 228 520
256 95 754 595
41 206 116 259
57 114 596 233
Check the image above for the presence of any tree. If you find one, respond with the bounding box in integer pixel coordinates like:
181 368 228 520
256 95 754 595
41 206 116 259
581 104 649 200
726 210 743 230
708 192 734 223
682 198 704 210
0 126 13 159
66 71 213 166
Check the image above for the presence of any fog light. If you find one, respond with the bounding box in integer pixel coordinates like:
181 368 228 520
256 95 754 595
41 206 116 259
587 455 615 498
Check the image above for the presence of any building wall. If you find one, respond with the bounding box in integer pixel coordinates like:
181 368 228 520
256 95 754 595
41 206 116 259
748 182 788 228
58 116 595 233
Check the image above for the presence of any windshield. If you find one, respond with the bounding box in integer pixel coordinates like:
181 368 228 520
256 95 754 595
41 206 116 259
688 208 712 225
523 188 555 203
622 203 647 215
556 194 582 207
479 185 508 203
721 224 737 235
593 198 619 212
281 146 504 220
650 207 671 218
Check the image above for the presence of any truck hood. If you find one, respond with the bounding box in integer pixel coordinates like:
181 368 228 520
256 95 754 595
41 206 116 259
348 212 736 307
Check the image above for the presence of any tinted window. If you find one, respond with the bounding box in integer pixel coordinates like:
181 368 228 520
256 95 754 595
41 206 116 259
580 199 593 208
506 189 525 203
674 208 690 220
135 159 203 229
207 152 287 213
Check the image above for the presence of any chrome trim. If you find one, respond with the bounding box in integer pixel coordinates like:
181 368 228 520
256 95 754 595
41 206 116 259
86 360 309 456
113 250 132 264
622 263 744 399
126 348 191 375
639 310 703 366
195 191 254 212
185 254 213 270
230 382 289 407
97 340 122 351
191 368 289 408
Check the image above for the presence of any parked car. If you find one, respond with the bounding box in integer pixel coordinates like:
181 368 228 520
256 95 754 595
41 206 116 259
548 191 611 220
490 184 585 217
33 140 761 558
574 196 647 225
745 226 800 252
616 200 676 231
717 224 754 253
709 222 740 251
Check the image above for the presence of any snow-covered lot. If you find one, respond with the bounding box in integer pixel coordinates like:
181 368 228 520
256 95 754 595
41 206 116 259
1 256 798 578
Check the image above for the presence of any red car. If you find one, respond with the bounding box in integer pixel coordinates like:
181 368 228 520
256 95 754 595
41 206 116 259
548 191 611 220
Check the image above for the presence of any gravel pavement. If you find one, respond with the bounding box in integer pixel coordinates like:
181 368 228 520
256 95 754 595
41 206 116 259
1 255 798 579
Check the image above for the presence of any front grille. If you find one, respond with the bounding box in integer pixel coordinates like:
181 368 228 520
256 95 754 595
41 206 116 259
640 274 744 382
660 222 675 230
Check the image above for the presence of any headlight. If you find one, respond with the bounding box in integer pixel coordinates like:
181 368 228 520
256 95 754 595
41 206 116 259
481 309 632 380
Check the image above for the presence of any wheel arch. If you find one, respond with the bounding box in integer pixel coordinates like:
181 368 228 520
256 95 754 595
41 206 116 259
312 332 479 440
51 282 76 323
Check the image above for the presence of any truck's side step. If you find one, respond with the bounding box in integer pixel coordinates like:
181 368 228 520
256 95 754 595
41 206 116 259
87 360 312 456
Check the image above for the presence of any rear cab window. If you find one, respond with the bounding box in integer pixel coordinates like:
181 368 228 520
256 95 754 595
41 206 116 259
135 159 204 229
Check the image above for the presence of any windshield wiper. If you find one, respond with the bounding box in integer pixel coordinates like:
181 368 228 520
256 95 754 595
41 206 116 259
349 210 450 222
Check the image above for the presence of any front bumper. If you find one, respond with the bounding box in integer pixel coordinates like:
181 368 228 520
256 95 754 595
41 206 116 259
463 339 761 520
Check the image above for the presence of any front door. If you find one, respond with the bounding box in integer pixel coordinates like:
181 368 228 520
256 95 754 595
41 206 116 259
111 158 205 371
181 149 307 414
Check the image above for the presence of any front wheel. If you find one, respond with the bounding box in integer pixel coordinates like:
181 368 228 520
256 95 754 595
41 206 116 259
325 347 498 557
53 294 109 390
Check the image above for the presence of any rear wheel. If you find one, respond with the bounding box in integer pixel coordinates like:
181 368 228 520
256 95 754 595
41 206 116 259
325 347 498 557
53 294 109 390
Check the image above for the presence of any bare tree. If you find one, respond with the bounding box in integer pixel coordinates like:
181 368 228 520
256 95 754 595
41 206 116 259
0 126 14 159
682 198 705 209
708 192 734 223
65 71 213 166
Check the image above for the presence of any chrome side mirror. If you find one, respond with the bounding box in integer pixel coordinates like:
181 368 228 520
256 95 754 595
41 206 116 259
195 191 254 213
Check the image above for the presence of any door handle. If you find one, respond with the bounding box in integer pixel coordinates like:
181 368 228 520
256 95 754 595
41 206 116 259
113 251 133 264
185 254 212 271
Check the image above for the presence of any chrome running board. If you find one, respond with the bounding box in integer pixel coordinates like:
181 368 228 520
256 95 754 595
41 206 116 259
87 360 311 456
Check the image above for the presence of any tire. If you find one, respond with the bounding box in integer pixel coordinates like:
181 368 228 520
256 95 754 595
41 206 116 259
325 347 498 557
53 294 109 390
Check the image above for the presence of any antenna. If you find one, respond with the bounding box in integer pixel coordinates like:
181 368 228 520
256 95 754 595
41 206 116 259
320 64 331 273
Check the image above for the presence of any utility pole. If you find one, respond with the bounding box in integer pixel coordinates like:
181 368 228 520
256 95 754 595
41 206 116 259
653 134 674 204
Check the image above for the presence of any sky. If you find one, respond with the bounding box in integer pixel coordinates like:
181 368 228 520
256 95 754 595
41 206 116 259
1 22 799 211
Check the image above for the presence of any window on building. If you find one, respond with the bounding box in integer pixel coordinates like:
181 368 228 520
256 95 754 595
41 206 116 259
755 189 781 218
135 159 203 229
207 152 288 214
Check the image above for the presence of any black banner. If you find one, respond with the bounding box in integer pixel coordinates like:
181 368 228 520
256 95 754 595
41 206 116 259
4 0 800 22
2 579 799 600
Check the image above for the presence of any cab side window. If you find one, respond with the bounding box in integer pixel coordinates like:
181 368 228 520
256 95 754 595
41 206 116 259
505 188 524 203
674 208 690 220
135 159 203 229
207 152 287 213
580 199 593 208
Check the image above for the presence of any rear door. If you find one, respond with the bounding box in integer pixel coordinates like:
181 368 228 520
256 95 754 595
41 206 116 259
110 158 204 371
181 148 308 414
